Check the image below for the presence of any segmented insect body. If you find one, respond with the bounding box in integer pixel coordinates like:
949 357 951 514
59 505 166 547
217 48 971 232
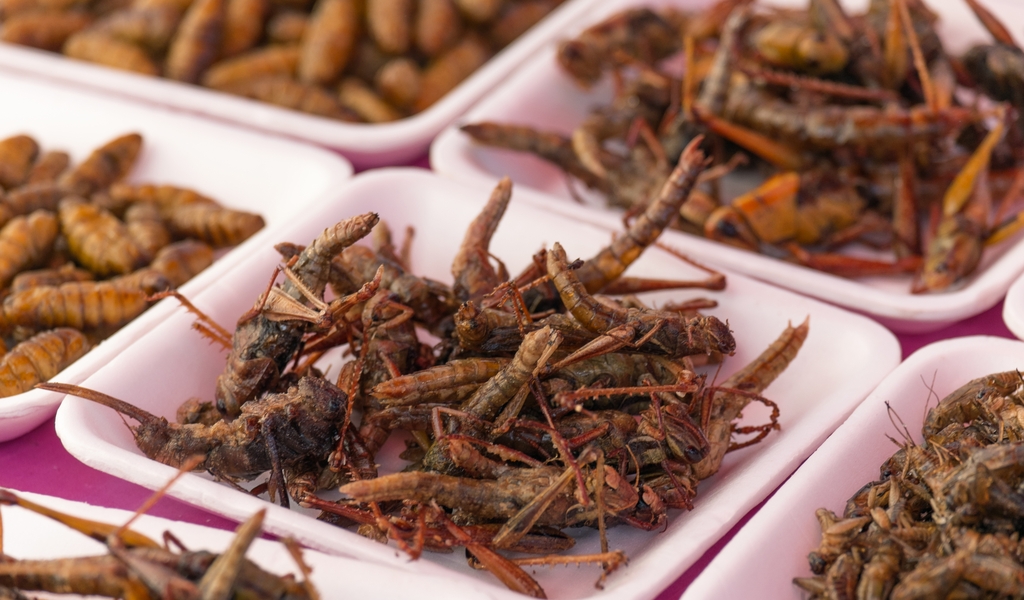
0 210 58 288
10 264 94 293
0 280 150 334
58 133 143 197
146 239 214 287
298 0 358 85
0 328 89 397
693 318 807 480
0 134 39 189
124 201 172 261
547 243 735 359
162 202 265 248
0 183 65 227
556 7 681 86
374 56 420 109
59 198 147 277
451 176 510 303
215 212 378 417
45 376 345 485
164 0 225 82
723 81 974 152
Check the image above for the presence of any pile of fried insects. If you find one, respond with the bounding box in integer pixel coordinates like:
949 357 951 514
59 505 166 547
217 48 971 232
0 0 566 121
0 132 263 398
463 0 1024 293
46 140 807 597
0 470 319 598
796 370 1024 599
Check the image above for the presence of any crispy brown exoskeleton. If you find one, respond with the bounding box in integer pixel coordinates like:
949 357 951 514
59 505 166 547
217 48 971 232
59 198 147 277
161 202 265 248
146 239 214 287
0 210 58 288
124 201 172 260
10 264 94 293
58 133 143 197
164 0 225 83
63 31 160 75
0 280 150 333
215 212 378 417
0 134 39 189
0 183 66 227
557 7 681 86
298 0 358 85
0 328 89 397
42 376 346 489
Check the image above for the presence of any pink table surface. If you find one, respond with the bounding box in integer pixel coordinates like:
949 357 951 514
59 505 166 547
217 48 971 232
0 153 1015 598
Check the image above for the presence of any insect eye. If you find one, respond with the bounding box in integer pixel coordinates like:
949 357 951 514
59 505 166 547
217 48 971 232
684 446 704 462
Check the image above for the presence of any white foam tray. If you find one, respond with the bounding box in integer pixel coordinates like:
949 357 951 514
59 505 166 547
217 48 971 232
0 69 353 444
0 0 600 167
1002 272 1024 340
54 169 899 600
430 0 1024 333
682 335 1024 600
0 489 470 599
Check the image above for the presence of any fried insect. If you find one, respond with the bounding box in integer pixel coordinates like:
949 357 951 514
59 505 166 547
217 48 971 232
124 202 172 261
0 210 58 288
0 280 151 334
162 202 265 248
214 211 378 417
0 135 38 189
58 133 142 197
10 264 93 293
44 376 345 506
60 198 147 277
0 328 89 397
298 0 358 85
164 0 225 83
